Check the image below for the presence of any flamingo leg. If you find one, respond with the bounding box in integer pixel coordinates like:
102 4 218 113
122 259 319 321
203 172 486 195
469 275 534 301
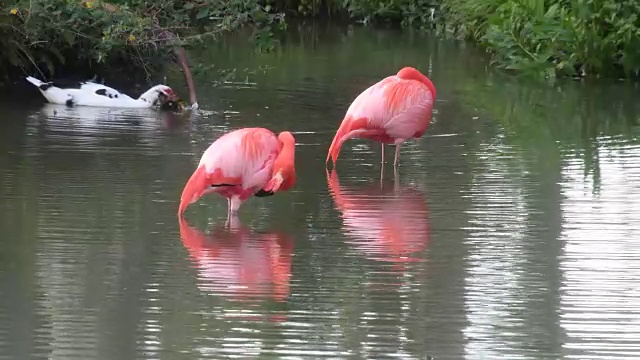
227 213 240 229
394 144 401 168
393 144 401 183
380 144 385 183
394 167 400 188
229 196 242 214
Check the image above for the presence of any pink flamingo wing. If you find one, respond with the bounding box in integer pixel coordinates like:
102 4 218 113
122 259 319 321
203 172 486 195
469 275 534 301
199 128 278 189
344 76 398 129
381 80 435 140
345 76 434 137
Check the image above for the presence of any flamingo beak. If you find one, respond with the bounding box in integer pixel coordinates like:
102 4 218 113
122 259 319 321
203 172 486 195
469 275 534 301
178 165 208 216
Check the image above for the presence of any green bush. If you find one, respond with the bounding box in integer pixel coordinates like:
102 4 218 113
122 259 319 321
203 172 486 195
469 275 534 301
0 0 283 83
441 0 640 79
2 0 639 82
2 0 154 74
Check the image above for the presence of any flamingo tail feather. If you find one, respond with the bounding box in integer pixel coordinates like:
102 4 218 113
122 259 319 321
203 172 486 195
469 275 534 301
26 76 45 87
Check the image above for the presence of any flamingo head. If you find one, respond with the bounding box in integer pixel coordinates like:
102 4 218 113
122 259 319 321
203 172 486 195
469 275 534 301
275 131 297 191
259 131 297 195
396 67 436 100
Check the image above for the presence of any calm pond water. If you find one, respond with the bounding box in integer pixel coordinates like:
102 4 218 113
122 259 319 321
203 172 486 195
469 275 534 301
2 23 640 360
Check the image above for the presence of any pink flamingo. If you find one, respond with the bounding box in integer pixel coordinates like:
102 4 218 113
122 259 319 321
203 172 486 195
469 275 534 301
178 215 294 304
326 66 436 176
178 127 296 217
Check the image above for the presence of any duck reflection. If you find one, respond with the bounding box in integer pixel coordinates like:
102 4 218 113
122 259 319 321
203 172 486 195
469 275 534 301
327 169 430 265
178 215 294 302
36 103 191 130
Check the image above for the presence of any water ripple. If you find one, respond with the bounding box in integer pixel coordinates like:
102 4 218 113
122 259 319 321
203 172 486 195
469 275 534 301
178 215 294 302
326 169 430 266
560 139 640 360
463 143 558 360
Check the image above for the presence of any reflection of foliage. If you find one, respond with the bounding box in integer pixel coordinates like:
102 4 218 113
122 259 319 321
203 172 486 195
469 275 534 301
181 24 443 87
267 0 440 29
458 72 640 192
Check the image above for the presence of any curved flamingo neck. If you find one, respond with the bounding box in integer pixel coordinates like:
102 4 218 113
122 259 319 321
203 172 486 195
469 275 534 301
396 67 437 100
277 132 295 150
274 132 296 191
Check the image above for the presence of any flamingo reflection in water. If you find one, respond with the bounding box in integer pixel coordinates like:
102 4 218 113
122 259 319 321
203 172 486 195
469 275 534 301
327 169 430 267
178 215 294 303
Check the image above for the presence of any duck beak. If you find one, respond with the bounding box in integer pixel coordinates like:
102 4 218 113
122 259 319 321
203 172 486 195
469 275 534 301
165 92 180 102
178 165 208 216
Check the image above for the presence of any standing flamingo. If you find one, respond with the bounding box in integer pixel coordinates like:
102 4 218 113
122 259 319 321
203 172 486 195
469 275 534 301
178 127 296 217
326 66 436 176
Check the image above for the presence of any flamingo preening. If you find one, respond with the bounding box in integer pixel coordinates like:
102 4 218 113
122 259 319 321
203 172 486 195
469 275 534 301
326 67 436 177
178 127 297 217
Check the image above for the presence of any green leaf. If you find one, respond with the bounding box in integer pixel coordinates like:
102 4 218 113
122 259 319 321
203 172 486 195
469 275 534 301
196 7 209 20
49 47 65 64
62 31 75 46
